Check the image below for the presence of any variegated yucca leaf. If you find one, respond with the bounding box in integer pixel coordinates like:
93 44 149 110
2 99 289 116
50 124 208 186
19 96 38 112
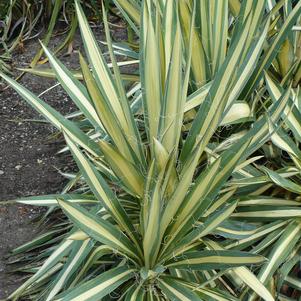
3 0 301 300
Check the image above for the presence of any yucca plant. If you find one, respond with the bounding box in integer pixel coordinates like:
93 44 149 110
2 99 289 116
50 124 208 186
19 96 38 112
111 4 301 299
1 0 301 300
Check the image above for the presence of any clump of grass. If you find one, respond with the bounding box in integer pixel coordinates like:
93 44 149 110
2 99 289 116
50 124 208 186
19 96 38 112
0 0 112 76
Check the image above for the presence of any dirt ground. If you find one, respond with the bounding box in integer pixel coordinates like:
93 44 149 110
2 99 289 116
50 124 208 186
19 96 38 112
0 42 73 298
0 20 128 299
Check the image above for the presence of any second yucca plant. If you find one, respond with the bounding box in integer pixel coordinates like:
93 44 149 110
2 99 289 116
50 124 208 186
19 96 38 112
2 0 301 300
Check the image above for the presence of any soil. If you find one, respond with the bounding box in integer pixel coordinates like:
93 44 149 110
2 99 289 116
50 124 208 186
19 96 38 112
0 41 73 298
0 19 129 299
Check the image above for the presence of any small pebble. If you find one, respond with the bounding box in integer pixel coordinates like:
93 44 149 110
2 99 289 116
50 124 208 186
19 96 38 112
0 170 4 175
15 165 22 170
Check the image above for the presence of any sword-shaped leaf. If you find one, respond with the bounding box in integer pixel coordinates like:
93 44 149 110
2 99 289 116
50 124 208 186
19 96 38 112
64 133 141 250
265 72 301 142
54 266 135 301
157 276 203 301
243 1 301 98
10 194 97 206
41 44 104 133
45 239 94 301
58 199 141 263
75 0 142 162
166 250 265 270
